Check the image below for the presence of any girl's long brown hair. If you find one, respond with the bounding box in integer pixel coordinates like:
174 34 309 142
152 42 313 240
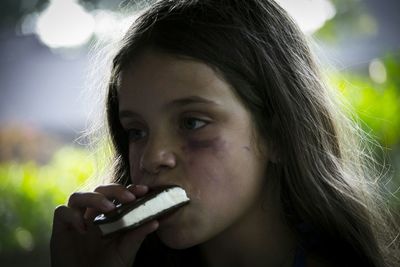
88 0 399 266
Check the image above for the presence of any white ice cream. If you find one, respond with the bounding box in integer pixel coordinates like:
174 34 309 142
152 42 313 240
98 187 189 235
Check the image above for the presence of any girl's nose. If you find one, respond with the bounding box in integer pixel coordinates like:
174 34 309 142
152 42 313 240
139 136 177 175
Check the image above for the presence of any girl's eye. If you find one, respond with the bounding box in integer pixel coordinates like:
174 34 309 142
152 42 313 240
127 129 146 142
181 118 208 130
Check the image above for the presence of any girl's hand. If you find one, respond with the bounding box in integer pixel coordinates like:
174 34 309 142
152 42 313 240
50 184 159 267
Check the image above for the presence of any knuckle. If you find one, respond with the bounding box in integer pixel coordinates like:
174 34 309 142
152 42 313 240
53 205 82 223
67 192 81 206
54 205 68 216
94 183 124 193
94 183 116 191
72 209 83 220
94 185 107 192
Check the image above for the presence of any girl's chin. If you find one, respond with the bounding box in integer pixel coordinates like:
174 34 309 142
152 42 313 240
156 229 199 249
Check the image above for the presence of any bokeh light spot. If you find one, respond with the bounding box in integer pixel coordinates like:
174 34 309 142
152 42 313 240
369 59 387 84
15 227 35 251
277 0 336 34
36 0 95 48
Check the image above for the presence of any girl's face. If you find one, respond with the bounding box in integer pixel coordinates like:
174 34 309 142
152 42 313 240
118 50 270 249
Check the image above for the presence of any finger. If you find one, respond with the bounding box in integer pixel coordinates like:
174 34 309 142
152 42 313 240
52 205 87 235
84 207 101 221
68 192 116 213
84 184 137 221
127 184 149 197
94 184 136 203
87 184 149 220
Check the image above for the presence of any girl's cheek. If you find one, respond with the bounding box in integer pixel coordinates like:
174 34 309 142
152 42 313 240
181 136 230 194
128 145 145 184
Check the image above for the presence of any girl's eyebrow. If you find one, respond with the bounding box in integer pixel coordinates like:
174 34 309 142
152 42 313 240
119 96 220 120
164 96 220 109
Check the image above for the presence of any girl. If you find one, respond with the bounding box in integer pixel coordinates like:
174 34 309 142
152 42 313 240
50 0 399 266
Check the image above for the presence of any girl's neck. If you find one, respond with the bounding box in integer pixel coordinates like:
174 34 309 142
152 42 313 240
199 193 298 267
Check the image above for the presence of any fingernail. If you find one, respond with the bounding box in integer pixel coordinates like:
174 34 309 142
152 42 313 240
127 184 136 190
136 185 148 191
102 199 115 210
123 191 136 201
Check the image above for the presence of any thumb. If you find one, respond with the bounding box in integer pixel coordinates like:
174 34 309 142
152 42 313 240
115 220 159 266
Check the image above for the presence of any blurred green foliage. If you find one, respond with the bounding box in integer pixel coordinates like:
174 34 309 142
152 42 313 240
330 53 400 147
0 146 95 253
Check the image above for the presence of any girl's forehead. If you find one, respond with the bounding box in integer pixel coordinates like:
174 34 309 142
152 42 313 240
116 51 249 119
119 51 216 87
117 51 235 101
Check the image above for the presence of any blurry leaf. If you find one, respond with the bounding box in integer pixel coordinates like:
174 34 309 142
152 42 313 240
0 145 98 253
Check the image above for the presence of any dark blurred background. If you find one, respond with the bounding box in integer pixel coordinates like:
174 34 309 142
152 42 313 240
1 0 399 266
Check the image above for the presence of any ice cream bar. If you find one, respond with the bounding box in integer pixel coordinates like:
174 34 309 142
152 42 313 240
93 185 190 236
